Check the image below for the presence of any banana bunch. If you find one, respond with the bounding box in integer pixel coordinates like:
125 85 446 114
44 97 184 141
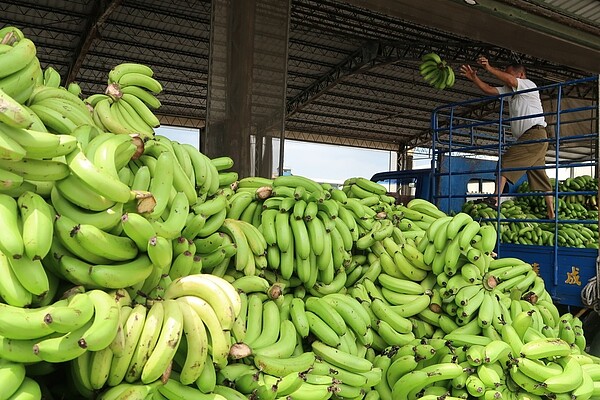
0 86 38 130
377 323 600 400
419 52 455 90
95 381 162 400
0 289 122 367
27 86 94 134
0 358 42 400
463 196 600 248
342 176 397 213
4 25 600 399
42 66 61 88
0 191 56 306
224 287 382 400
85 63 163 138
0 26 42 104
226 174 370 288
71 274 239 395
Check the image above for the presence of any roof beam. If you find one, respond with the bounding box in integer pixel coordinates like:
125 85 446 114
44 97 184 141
286 40 380 117
339 0 600 74
66 0 122 84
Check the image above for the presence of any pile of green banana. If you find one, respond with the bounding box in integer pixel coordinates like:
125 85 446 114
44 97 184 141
374 310 595 400
518 175 598 211
462 179 599 248
419 52 455 90
3 24 600 400
0 26 41 104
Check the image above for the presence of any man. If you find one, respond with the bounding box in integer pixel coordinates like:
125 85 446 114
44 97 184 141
460 56 555 219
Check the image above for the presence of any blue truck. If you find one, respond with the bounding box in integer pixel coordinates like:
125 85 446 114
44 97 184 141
372 75 599 311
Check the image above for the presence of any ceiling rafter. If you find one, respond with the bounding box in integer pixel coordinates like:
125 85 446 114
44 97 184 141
66 0 122 84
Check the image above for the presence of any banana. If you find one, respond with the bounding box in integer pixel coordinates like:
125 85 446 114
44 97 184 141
275 211 293 253
446 213 473 240
0 155 69 182
44 292 95 333
120 213 156 253
165 273 239 330
89 255 153 289
0 194 24 260
311 340 372 373
1 56 41 105
290 214 311 260
322 293 370 340
99 382 161 400
377 273 425 296
458 220 481 251
91 133 136 178
0 35 36 75
0 123 76 159
520 337 571 359
108 62 153 83
93 98 134 134
247 300 281 349
305 296 347 336
175 300 209 385
177 296 230 368
86 346 113 390
0 358 26 399
66 146 132 203
392 362 462 399
8 255 49 297
140 299 183 384
150 152 175 217
126 301 164 383
150 191 189 239
72 222 138 262
0 126 26 161
0 250 32 307
183 145 218 195
386 293 431 317
0 87 35 131
218 218 253 272
290 297 310 338
371 298 413 334
115 100 155 137
5 376 42 400
107 303 147 387
32 319 92 363
253 319 298 359
29 99 81 134
253 351 315 377
273 175 324 195
305 309 342 347
0 302 61 340
78 289 121 351
571 368 594 400
513 357 560 385
118 71 162 93
120 85 161 109
544 355 584 393
144 142 196 206
35 96 94 128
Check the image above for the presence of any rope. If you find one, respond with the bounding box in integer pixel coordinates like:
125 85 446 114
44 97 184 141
582 275 600 314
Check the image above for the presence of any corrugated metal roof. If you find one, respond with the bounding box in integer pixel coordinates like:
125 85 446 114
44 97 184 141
0 0 595 151
537 0 600 24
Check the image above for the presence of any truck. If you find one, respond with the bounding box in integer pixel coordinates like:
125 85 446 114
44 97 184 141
372 75 600 346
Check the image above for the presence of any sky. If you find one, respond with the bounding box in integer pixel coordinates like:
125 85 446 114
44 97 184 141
155 125 396 184
155 125 586 187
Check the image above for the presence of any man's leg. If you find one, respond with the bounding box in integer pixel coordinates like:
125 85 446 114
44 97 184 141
544 195 555 219
493 175 508 207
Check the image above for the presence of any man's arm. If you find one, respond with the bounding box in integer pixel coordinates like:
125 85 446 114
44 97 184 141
478 57 518 89
460 64 499 96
